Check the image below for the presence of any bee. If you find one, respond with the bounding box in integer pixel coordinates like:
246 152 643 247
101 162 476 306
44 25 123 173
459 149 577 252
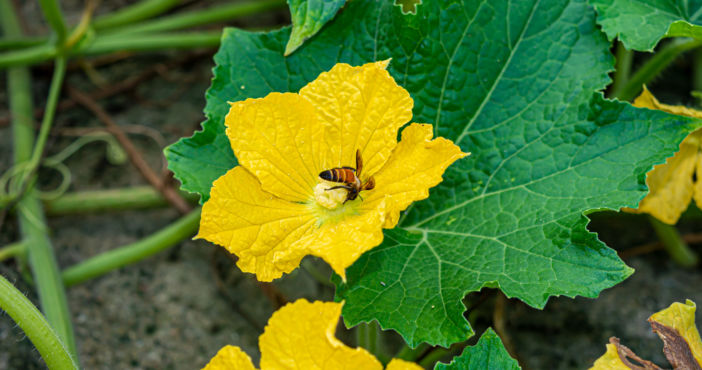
319 149 375 202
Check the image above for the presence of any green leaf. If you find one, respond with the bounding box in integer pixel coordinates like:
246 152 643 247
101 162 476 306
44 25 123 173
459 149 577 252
589 0 702 51
285 0 346 56
165 0 702 347
434 329 520 370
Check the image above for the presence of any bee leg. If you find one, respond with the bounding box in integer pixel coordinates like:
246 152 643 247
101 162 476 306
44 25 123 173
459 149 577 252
325 185 352 191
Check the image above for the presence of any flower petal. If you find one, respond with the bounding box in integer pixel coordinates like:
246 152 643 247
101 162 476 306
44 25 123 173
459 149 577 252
296 201 389 280
198 166 316 281
299 61 413 176
386 359 424 370
362 123 468 228
629 86 702 224
259 299 382 370
590 341 632 370
203 345 256 370
648 300 702 367
632 131 700 224
225 92 329 202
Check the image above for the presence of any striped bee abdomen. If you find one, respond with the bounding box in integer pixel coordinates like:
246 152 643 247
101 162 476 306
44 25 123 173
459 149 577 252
319 168 356 183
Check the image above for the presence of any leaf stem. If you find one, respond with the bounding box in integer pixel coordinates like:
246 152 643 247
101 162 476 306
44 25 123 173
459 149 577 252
0 274 78 370
0 36 45 50
356 322 369 351
92 0 182 31
418 347 452 368
2 0 78 360
103 0 286 35
615 38 702 101
609 41 634 98
0 241 27 261
80 31 222 55
395 343 429 362
62 208 201 286
649 216 698 267
44 186 198 215
37 0 67 43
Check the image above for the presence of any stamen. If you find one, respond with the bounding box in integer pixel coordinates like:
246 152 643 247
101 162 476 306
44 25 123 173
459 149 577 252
313 181 347 209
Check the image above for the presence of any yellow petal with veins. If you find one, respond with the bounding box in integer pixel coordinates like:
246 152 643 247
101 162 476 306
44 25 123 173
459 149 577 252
259 300 382 370
297 199 389 281
589 343 630 370
632 130 700 224
197 166 316 281
386 358 424 370
362 123 469 228
300 61 413 177
225 93 331 202
628 86 702 224
649 300 702 366
203 345 256 370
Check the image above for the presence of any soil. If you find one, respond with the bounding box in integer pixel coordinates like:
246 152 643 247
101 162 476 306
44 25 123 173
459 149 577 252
1 2 701 370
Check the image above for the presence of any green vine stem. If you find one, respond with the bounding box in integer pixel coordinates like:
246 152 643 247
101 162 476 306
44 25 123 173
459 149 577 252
0 241 27 262
614 38 702 101
81 31 221 55
649 216 698 267
0 274 78 370
103 0 286 35
0 36 45 50
1 0 79 359
62 208 201 286
609 41 634 99
0 0 282 68
0 31 221 68
38 0 67 43
44 186 198 215
91 0 182 31
395 343 429 362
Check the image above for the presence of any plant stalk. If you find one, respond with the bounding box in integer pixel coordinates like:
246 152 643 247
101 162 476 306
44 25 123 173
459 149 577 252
62 208 201 286
0 274 78 370
609 41 634 99
0 241 27 261
395 343 429 362
103 0 286 35
614 38 702 101
92 0 182 31
649 216 699 268
2 0 78 359
37 0 67 42
44 186 198 215
80 31 221 55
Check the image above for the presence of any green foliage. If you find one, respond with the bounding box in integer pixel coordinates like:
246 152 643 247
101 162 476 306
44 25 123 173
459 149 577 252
590 0 702 51
285 0 346 56
165 0 702 348
435 329 519 370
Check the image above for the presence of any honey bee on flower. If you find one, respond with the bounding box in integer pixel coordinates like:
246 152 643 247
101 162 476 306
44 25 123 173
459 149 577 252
197 60 468 281
319 149 375 203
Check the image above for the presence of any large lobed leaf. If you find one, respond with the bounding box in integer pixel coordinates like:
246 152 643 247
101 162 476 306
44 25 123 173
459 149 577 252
435 329 520 370
165 0 702 347
590 0 702 51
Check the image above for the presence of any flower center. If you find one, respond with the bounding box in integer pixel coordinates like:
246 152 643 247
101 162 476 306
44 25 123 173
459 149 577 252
313 181 348 210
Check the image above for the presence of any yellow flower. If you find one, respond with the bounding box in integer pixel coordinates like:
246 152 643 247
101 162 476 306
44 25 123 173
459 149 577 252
591 300 702 369
627 86 702 224
203 299 422 370
649 300 702 366
197 61 467 281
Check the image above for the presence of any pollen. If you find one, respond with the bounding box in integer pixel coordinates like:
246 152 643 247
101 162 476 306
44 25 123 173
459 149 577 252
313 181 348 209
